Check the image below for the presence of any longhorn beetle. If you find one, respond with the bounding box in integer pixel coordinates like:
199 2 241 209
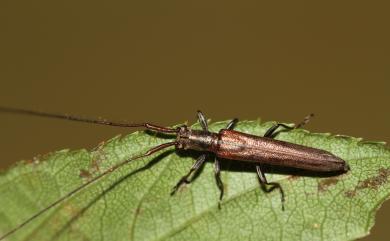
0 107 349 240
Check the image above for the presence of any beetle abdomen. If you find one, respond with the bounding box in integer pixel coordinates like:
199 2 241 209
216 130 348 172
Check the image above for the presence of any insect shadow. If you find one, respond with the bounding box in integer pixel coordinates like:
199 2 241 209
56 154 346 239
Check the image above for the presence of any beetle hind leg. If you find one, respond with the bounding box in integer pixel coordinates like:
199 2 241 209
256 165 285 211
264 113 314 138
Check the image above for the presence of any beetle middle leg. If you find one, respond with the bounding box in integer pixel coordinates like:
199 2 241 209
226 118 239 130
214 157 224 200
213 118 239 208
214 157 225 209
171 154 207 195
256 165 285 210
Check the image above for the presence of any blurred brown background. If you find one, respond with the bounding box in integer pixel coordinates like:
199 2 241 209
0 1 388 240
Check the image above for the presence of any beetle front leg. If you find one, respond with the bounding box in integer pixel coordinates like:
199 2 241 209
171 154 206 195
197 110 209 131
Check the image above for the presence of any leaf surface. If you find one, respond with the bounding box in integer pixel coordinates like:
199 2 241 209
1 120 390 241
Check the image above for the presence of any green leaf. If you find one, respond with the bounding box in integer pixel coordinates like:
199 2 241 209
1 120 389 241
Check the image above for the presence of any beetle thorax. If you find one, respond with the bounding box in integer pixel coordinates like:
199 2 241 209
176 126 219 152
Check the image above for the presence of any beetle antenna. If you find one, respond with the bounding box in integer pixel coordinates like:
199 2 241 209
0 106 178 133
0 141 177 240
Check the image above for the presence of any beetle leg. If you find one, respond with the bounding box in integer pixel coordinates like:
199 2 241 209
226 118 239 130
197 110 209 131
264 123 294 138
214 157 224 207
295 113 314 129
264 113 314 138
256 165 285 211
171 154 206 195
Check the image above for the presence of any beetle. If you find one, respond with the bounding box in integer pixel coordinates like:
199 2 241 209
0 107 349 240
